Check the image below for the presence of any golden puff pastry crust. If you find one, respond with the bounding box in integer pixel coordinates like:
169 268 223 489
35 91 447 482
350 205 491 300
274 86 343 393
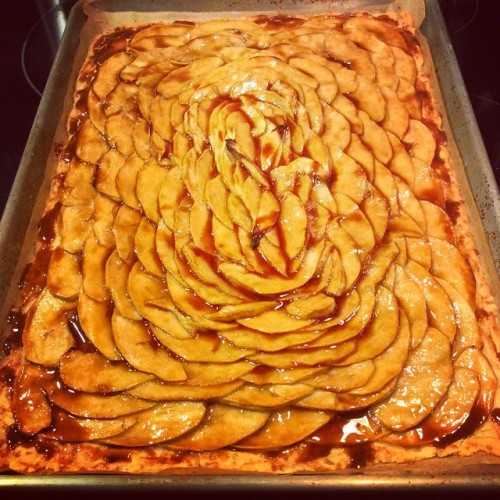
1 11 500 474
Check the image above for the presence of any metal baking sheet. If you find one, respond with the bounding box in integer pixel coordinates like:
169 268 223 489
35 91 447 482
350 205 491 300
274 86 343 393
1 0 499 490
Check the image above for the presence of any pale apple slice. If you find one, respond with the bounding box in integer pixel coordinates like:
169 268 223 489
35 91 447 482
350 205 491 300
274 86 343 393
359 110 392 164
42 411 136 442
387 132 415 185
234 408 330 450
228 192 253 232
150 324 254 363
116 154 144 210
206 175 233 228
250 340 356 368
168 404 270 451
419 200 455 244
360 241 399 287
61 158 95 206
182 244 250 300
334 377 398 411
48 385 154 418
241 366 325 385
393 265 427 349
212 216 245 263
403 119 436 165
58 203 94 253
112 312 187 382
349 310 411 396
149 94 174 140
394 177 426 230
93 52 134 99
405 237 432 270
105 113 135 157
330 145 368 204
359 186 389 242
105 250 141 320
285 293 336 320
429 238 476 307
76 119 109 164
324 248 347 297
82 234 113 302
305 286 376 347
23 290 76 366
302 290 361 332
406 260 457 342
102 402 206 447
78 293 120 361
294 389 339 410
383 366 480 446
189 200 217 255
221 383 313 409
238 226 273 275
208 301 279 322
132 116 151 160
46 247 82 300
412 159 445 206
336 286 399 365
257 236 287 276
156 219 186 281
112 204 142 263
183 360 255 386
381 86 410 139
135 217 164 277
136 161 170 223
128 379 243 401
104 81 138 117
158 166 187 229
373 161 398 216
305 360 375 392
220 326 322 352
93 194 118 248
237 308 315 334
219 239 325 295
12 363 53 434
438 279 482 358
333 192 375 254
59 350 152 393
327 224 361 291
372 328 453 432
87 87 106 135
279 192 307 260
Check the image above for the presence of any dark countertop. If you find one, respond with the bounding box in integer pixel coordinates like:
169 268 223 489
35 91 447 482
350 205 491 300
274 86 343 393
1 0 499 219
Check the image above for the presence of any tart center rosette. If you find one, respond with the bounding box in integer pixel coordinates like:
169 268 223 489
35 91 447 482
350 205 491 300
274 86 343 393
14 16 495 450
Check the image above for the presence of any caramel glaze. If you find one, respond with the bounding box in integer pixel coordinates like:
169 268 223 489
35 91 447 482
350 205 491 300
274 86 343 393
492 408 500 425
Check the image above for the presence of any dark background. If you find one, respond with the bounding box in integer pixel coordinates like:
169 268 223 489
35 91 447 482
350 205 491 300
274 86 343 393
1 0 499 219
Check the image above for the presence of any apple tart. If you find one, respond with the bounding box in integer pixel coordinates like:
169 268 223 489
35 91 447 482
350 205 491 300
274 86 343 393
1 11 500 474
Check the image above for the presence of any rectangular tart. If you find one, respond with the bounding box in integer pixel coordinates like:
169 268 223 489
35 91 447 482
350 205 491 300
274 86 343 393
1 10 500 474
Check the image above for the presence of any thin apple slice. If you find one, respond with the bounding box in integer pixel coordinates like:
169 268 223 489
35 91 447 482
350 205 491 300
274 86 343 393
112 204 142 263
241 366 325 385
220 383 313 409
330 145 368 204
101 402 206 447
59 350 152 393
150 324 254 363
250 340 356 368
393 265 427 348
237 309 315 334
360 186 389 242
212 216 245 263
136 161 170 223
405 237 432 270
105 113 135 157
334 377 398 411
78 292 120 361
93 52 134 99
429 238 476 307
82 234 113 302
93 194 118 248
135 217 164 277
58 203 94 253
76 119 109 164
336 286 399 365
168 404 270 451
158 166 187 229
234 408 330 450
349 310 411 396
285 293 336 320
359 111 392 164
48 385 154 418
189 200 216 255
132 116 151 160
116 154 144 210
305 360 375 392
42 411 136 442
183 360 255 386
46 247 82 300
206 175 233 228
258 236 288 276
208 301 279 321
372 328 453 432
23 290 76 366
279 192 307 260
419 200 454 244
62 158 95 206
128 379 243 401
406 260 457 342
220 327 322 352
112 312 187 382
105 250 141 320
403 119 436 165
